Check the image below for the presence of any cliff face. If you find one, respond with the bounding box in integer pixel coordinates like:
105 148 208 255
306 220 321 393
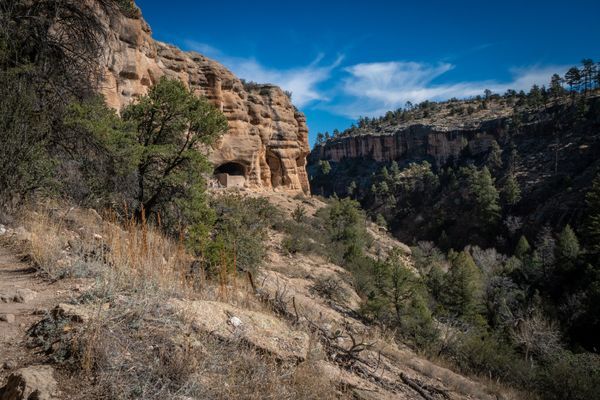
96 5 310 193
311 120 506 168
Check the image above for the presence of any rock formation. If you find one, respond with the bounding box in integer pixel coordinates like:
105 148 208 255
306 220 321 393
311 120 505 168
96 3 310 193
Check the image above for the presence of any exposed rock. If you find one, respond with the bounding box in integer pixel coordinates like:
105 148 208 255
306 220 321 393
0 365 58 400
311 122 502 168
169 299 309 361
13 227 30 243
13 289 37 304
52 303 90 323
95 5 310 193
0 314 15 324
2 361 17 371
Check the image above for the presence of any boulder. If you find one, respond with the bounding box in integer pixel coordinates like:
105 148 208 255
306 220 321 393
169 299 309 362
0 314 15 324
13 289 37 304
0 365 58 400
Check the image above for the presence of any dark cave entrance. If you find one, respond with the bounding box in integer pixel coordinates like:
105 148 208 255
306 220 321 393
214 162 246 177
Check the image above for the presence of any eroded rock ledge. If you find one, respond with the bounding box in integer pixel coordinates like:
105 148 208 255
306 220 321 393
96 4 310 193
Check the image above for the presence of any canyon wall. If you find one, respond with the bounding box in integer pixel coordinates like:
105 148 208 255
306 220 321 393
311 121 506 168
96 4 310 193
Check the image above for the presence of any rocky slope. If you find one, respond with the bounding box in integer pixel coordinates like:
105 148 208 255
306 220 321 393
96 2 310 193
0 202 505 400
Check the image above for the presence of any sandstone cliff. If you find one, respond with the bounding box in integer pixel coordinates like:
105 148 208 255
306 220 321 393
311 118 508 167
96 4 310 193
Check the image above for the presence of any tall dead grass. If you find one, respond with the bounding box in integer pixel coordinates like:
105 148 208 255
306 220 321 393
17 202 345 399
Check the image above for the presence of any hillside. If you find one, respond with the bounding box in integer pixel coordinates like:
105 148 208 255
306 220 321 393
309 89 600 241
0 1 520 399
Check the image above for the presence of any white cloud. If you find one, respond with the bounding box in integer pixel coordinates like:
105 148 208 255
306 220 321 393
184 40 342 107
181 40 567 119
331 61 569 118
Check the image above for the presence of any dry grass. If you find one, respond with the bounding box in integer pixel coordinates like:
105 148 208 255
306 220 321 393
15 202 346 399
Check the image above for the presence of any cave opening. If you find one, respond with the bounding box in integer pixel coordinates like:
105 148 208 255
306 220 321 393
214 162 246 188
214 162 246 176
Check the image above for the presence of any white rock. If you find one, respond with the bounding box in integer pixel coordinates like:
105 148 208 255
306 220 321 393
229 316 243 328
0 314 15 324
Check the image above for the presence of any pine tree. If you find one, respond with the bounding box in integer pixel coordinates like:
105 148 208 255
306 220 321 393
470 167 501 226
565 67 582 93
381 166 390 180
486 140 503 171
502 173 521 206
550 74 565 98
442 251 482 318
316 132 325 144
581 59 595 94
319 160 331 175
557 224 580 261
347 180 357 198
390 160 401 177
515 235 531 259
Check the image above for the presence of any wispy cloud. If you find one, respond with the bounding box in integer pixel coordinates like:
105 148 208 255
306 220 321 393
329 62 569 118
184 40 342 107
182 40 567 120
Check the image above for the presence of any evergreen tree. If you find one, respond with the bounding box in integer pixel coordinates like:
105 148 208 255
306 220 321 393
347 180 357 198
442 250 482 318
470 167 501 226
390 160 401 177
515 235 531 259
502 173 522 206
122 77 227 222
565 67 582 92
316 132 325 144
550 74 565 98
557 224 580 261
534 226 556 280
528 84 543 106
581 59 595 94
319 160 331 175
381 166 390 180
487 140 503 171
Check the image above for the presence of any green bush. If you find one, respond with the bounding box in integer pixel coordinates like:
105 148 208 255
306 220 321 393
195 195 279 276
537 351 600 400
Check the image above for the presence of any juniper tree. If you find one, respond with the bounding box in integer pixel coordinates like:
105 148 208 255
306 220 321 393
122 77 227 223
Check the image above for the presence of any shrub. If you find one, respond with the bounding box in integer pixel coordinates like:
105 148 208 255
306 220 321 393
311 276 349 303
196 195 278 276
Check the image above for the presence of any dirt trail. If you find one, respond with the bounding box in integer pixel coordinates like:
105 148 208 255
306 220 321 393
0 245 70 380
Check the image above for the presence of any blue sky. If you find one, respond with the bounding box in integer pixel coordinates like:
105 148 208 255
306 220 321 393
136 0 600 147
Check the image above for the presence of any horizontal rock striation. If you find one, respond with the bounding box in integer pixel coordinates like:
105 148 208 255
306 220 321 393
96 3 310 193
311 119 508 168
